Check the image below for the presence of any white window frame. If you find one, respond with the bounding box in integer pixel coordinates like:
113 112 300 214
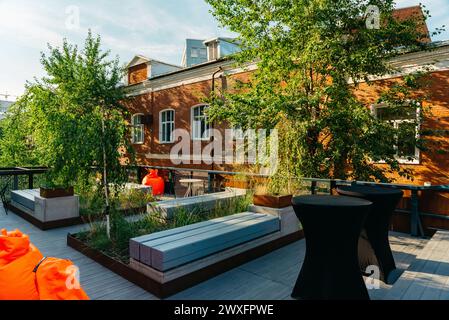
131 113 144 145
371 103 421 165
159 109 175 144
191 104 211 141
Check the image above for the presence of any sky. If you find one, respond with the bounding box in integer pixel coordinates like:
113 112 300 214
0 0 448 99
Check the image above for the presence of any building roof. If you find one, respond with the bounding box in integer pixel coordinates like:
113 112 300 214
203 37 239 45
126 55 182 69
125 4 444 93
392 5 431 42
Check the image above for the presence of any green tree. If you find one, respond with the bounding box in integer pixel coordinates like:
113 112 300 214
0 32 133 228
206 0 442 183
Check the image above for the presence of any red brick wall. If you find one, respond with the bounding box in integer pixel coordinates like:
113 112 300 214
128 63 148 85
354 70 449 229
124 69 449 186
125 77 231 171
354 70 449 185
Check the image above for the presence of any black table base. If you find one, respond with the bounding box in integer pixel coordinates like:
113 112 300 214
358 230 381 277
291 195 372 300
337 186 404 284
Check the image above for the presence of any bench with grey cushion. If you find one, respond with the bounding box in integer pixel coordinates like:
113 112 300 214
10 189 79 223
130 212 280 272
147 188 247 219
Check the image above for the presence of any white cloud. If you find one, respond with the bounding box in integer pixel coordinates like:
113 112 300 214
0 0 446 97
0 1 65 49
81 0 234 62
0 0 234 96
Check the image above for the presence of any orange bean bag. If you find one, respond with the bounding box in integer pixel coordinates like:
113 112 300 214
0 229 89 301
35 257 89 300
142 169 165 196
0 229 43 300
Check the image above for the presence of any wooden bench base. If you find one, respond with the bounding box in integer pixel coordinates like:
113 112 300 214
67 230 304 299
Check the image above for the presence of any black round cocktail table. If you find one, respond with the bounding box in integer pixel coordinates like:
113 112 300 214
336 185 404 284
291 195 373 300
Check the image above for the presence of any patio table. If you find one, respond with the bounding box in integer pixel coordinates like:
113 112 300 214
179 179 204 198
291 195 372 300
336 185 404 284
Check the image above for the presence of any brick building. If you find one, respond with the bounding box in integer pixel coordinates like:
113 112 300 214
123 6 449 188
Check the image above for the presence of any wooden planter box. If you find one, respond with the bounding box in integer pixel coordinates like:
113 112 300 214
40 186 74 198
253 194 293 209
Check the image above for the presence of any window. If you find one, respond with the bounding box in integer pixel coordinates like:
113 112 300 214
191 47 199 58
131 114 144 144
159 109 175 143
190 47 207 59
191 104 210 140
372 103 420 164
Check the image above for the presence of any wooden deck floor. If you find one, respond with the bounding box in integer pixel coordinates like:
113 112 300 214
385 231 449 300
0 206 429 300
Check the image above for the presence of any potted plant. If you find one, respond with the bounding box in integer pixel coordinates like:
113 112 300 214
39 173 74 198
253 184 293 209
229 173 251 189
251 153 303 208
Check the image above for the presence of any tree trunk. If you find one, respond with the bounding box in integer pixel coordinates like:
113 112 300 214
101 108 111 239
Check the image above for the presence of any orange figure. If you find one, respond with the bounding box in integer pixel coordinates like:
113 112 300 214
142 169 165 196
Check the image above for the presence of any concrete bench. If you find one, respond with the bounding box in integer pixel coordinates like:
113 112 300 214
130 212 280 272
10 189 79 223
384 230 449 300
147 188 247 219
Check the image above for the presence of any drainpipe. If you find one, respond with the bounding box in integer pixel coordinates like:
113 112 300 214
150 90 155 160
210 67 223 174
211 67 223 93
